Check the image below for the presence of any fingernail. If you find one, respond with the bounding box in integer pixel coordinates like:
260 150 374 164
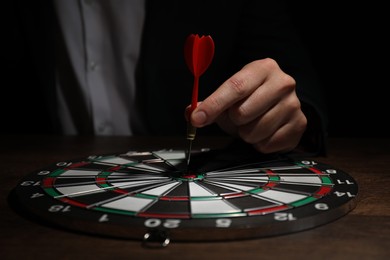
192 110 207 125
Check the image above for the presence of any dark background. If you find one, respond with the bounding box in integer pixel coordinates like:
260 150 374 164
287 2 390 138
1 2 389 138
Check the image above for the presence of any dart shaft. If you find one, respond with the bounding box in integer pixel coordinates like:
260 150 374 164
186 122 197 168
186 139 193 168
186 122 197 141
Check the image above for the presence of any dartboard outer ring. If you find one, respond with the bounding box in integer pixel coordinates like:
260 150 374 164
9 148 358 243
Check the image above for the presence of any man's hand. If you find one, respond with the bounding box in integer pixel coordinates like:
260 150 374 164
190 58 307 154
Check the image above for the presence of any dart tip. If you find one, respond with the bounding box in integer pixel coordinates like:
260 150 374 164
186 122 196 172
186 140 193 171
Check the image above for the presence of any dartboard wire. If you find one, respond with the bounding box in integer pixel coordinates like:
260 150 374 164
246 189 309 208
44 174 175 200
188 178 292 217
276 178 334 187
204 178 266 191
46 158 334 211
94 179 179 198
98 171 170 182
202 172 334 209
89 154 170 173
41 153 188 213
45 156 175 187
202 179 264 195
195 179 265 203
89 161 122 167
86 193 138 209
205 164 305 176
49 179 182 211
93 181 192 219
47 173 170 190
135 181 186 214
204 158 332 176
122 150 183 170
44 173 170 189
185 182 246 218
205 175 269 182
204 174 333 196
88 180 184 210
58 154 338 211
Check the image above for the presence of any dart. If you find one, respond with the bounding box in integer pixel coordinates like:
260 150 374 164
184 34 215 169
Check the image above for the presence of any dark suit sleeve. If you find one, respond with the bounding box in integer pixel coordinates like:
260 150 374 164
232 0 328 155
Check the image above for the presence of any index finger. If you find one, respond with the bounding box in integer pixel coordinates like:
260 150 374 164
191 62 267 127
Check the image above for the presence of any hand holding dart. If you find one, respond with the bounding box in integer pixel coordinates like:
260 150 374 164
184 34 215 168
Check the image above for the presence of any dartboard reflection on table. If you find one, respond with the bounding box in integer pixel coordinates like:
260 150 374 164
10 147 358 247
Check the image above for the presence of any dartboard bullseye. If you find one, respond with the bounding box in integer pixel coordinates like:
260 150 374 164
10 148 358 246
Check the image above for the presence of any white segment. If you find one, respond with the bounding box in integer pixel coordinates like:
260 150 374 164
60 169 100 176
98 157 134 165
209 176 269 182
206 181 255 192
207 165 302 175
191 200 238 214
109 179 169 188
269 166 302 171
56 184 104 197
279 175 321 184
189 182 217 196
142 182 178 196
154 150 185 160
108 172 133 176
259 190 307 204
127 164 165 172
126 152 152 156
108 175 169 180
102 196 153 211
166 159 182 166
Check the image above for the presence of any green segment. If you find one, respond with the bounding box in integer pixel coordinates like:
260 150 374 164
135 193 158 200
98 171 111 177
291 196 317 207
44 188 61 197
191 196 219 201
94 207 137 216
248 188 265 194
49 169 65 177
99 183 112 189
321 176 333 184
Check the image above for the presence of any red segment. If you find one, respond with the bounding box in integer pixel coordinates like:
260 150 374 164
182 174 197 179
247 205 289 216
111 189 130 195
315 186 332 197
60 198 88 208
309 167 323 174
108 165 122 171
95 177 106 184
66 161 89 169
266 170 276 175
42 177 56 188
264 182 277 189
223 192 246 199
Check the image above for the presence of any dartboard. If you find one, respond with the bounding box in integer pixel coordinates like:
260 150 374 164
10 147 358 247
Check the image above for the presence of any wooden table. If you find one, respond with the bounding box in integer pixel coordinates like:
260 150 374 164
1 135 389 259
